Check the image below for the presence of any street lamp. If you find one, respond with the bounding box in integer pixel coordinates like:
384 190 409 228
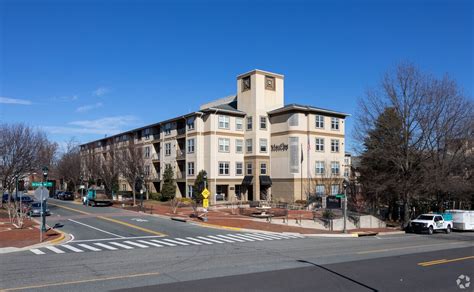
80 175 84 203
41 166 48 233
342 178 350 234
140 173 145 210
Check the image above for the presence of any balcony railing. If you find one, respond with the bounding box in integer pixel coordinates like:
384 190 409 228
147 173 161 181
176 150 185 160
176 171 186 179
151 153 160 161
177 128 186 136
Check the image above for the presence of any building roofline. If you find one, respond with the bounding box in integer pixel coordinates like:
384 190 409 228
236 69 284 79
267 103 350 118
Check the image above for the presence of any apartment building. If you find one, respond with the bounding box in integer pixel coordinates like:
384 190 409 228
80 69 349 203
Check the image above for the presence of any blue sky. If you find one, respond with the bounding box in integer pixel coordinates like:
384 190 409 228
1 0 472 152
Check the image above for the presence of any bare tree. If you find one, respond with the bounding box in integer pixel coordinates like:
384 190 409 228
56 139 81 192
117 140 144 206
97 142 120 196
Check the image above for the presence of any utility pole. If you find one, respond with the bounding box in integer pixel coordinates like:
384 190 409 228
343 178 349 234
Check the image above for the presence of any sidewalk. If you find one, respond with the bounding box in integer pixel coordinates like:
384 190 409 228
112 200 403 236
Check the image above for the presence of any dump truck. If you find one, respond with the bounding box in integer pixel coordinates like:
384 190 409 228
84 189 112 207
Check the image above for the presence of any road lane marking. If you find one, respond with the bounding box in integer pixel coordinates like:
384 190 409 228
71 235 164 243
226 234 255 241
2 271 161 291
185 237 213 245
61 245 84 253
97 216 166 236
172 238 202 245
68 219 124 238
137 240 163 247
207 235 235 243
198 236 224 243
357 241 465 255
109 242 134 249
29 249 45 255
77 243 102 251
234 234 264 241
418 256 474 267
246 233 279 240
124 241 149 248
214 234 245 242
162 239 189 246
150 239 176 246
94 243 118 250
45 246 65 254
50 202 167 237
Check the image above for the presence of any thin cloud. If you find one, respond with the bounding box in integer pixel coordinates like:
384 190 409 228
0 97 32 105
93 87 110 97
76 102 103 113
43 115 139 136
53 95 79 102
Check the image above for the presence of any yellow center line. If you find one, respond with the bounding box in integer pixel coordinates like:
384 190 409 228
418 255 474 267
49 202 167 237
357 241 465 255
2 272 161 291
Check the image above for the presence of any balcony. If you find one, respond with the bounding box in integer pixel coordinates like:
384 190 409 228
148 173 161 181
151 153 160 161
176 150 185 160
176 171 186 180
177 128 186 136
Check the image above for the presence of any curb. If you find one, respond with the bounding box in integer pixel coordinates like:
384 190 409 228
304 233 359 238
377 231 406 236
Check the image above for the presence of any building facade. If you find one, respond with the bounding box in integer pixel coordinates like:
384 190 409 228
80 69 349 203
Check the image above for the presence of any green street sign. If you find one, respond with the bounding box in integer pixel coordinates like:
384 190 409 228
335 194 345 198
32 182 53 187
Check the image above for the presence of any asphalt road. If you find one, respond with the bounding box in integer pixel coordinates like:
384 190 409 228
1 224 473 291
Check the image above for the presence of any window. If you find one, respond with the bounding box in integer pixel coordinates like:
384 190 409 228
236 139 243 153
144 146 150 158
315 115 324 128
242 76 251 91
289 137 299 173
187 162 195 176
187 117 195 130
260 116 267 129
316 185 325 196
344 158 349 165
260 163 267 175
259 139 268 153
331 161 340 175
315 161 325 175
331 117 340 130
246 162 253 175
265 76 275 90
315 138 325 152
331 139 340 152
165 123 171 135
144 165 150 176
331 184 340 195
236 118 243 131
344 168 350 178
218 115 230 129
246 139 253 153
144 128 151 140
122 184 127 191
187 185 193 198
288 114 299 126
187 138 195 153
246 116 252 130
165 143 171 156
218 162 230 175
236 162 243 175
218 138 230 152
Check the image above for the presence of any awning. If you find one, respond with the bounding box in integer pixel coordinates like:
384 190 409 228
259 175 272 186
242 176 253 186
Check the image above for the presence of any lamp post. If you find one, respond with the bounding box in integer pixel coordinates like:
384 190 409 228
140 173 144 211
342 178 349 234
41 166 48 233
80 175 84 203
15 173 20 215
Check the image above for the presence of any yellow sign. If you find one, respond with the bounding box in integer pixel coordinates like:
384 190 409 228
203 199 209 208
201 188 210 199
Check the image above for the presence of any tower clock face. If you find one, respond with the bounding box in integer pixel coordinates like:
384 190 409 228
265 76 275 90
242 76 251 91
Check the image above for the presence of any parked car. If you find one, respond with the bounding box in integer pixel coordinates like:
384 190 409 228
58 191 74 200
409 213 453 234
2 193 11 203
14 195 34 205
53 190 63 199
28 201 50 217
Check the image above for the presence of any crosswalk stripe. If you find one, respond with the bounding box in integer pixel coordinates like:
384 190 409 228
225 234 255 242
162 239 189 246
214 234 245 242
45 246 65 254
173 238 201 245
78 244 102 251
30 249 45 255
234 233 264 241
246 233 279 240
109 242 134 249
270 233 300 239
61 245 84 253
94 243 118 250
137 240 163 247
150 239 176 247
124 241 149 248
185 237 213 245
207 235 235 243
198 236 225 244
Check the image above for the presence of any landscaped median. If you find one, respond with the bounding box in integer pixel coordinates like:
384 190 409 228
0 208 64 252
111 199 404 237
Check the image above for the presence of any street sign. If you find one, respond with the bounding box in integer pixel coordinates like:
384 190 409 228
79 185 85 189
326 196 341 209
32 182 53 187
203 198 209 208
34 187 49 201
201 188 210 199
335 194 345 199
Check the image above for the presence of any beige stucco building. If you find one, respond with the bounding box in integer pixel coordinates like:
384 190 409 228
80 69 349 203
